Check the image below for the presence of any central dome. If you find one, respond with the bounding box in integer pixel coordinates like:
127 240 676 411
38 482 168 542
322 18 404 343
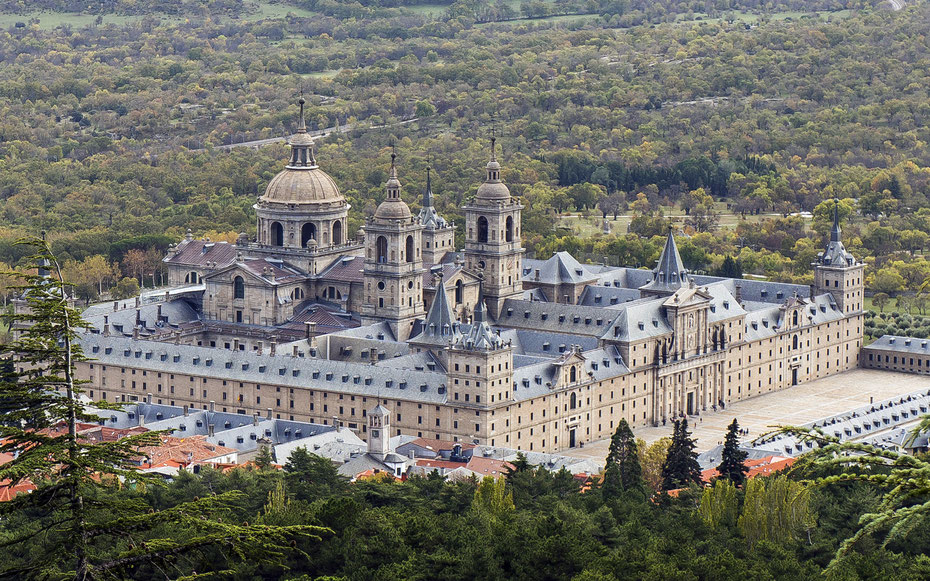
260 166 345 206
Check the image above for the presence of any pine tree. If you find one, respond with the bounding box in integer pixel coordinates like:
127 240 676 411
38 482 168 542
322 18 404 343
717 418 749 486
0 239 326 580
660 419 702 490
603 418 642 498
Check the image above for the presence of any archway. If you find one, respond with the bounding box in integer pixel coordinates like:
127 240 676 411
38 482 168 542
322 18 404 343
270 222 284 246
233 276 245 300
376 236 388 263
477 216 489 243
505 216 513 242
569 366 577 383
332 221 343 245
301 223 316 248
405 236 414 263
570 391 577 409
455 280 463 304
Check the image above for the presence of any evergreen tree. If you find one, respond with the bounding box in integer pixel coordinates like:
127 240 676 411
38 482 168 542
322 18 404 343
717 418 749 486
660 419 702 490
603 418 642 498
716 255 742 279
0 239 325 580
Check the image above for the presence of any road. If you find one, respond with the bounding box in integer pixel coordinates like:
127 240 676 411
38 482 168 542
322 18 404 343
203 117 419 152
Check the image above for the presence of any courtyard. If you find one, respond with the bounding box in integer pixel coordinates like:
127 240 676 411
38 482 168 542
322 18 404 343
562 369 930 460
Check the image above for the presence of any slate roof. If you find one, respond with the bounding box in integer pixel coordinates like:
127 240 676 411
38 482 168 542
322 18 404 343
410 273 461 346
577 285 643 308
817 200 858 268
165 239 237 268
498 299 621 337
80 335 449 403
865 335 930 355
511 345 628 401
521 252 598 285
82 300 200 335
317 255 365 284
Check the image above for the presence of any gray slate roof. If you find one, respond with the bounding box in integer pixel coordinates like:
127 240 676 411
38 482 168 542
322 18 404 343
639 230 690 294
80 335 449 404
866 335 930 355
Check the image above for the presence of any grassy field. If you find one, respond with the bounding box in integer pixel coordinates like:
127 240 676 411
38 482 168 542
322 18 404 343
0 11 144 29
554 202 809 237
246 2 319 20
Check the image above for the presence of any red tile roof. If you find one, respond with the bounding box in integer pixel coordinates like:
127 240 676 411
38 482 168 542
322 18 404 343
137 435 238 468
166 240 237 268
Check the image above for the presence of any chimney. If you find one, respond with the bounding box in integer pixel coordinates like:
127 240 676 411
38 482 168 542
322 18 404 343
332 415 339 428
305 321 312 340
270 338 277 356
293 346 299 357
207 423 215 437
535 269 540 281
164 291 170 302
209 400 215 412
253 413 260 426
257 341 263 355
810 283 816 298
135 297 140 308
146 393 153 405
183 404 189 416
139 412 144 427
113 301 119 311
133 327 139 340
103 315 109 337
135 308 141 326
734 284 743 305
266 407 272 420
233 339 239 351
157 304 163 322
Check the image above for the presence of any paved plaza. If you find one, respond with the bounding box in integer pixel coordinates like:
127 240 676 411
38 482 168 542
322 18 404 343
562 369 930 461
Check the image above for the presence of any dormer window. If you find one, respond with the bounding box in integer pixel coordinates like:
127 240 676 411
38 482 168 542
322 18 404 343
638 322 644 330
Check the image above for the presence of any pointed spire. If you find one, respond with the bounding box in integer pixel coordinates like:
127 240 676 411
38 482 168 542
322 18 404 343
386 145 401 199
473 276 486 324
830 197 841 242
297 93 307 133
489 129 497 163
455 273 503 351
640 226 689 294
424 160 433 208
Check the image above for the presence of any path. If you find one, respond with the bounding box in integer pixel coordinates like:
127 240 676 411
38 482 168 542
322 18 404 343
203 117 419 152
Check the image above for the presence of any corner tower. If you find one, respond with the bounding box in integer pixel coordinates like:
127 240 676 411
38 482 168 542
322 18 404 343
463 137 524 319
640 228 690 298
814 198 864 315
362 151 426 341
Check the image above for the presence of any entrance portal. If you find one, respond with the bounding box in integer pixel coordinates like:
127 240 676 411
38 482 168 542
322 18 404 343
687 392 695 416
569 428 576 448
792 368 798 386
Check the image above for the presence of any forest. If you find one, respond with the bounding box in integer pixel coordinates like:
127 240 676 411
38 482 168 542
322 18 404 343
0 1 929 308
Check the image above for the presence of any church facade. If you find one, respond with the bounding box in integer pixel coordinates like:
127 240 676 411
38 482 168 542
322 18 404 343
72 102 865 453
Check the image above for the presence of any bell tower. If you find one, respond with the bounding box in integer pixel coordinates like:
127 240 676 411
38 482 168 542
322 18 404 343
362 150 426 341
463 137 524 319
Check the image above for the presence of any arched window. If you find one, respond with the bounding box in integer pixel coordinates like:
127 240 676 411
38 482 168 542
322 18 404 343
792 335 799 350
405 236 414 263
455 280 463 304
270 222 284 246
186 271 199 284
233 276 245 300
376 236 388 263
300 222 316 248
332 221 343 245
477 216 489 243
505 216 513 242
569 366 577 383
570 392 577 409
301 223 316 248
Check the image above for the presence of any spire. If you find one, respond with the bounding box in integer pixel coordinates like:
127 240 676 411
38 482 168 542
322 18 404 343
640 227 689 294
386 146 401 199
286 95 316 169
817 197 856 267
419 158 447 229
424 162 433 208
455 275 503 351
412 268 460 345
475 133 510 201
830 197 841 243
373 145 412 220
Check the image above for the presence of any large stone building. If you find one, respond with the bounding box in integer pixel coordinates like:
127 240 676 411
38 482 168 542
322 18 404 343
71 102 865 453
